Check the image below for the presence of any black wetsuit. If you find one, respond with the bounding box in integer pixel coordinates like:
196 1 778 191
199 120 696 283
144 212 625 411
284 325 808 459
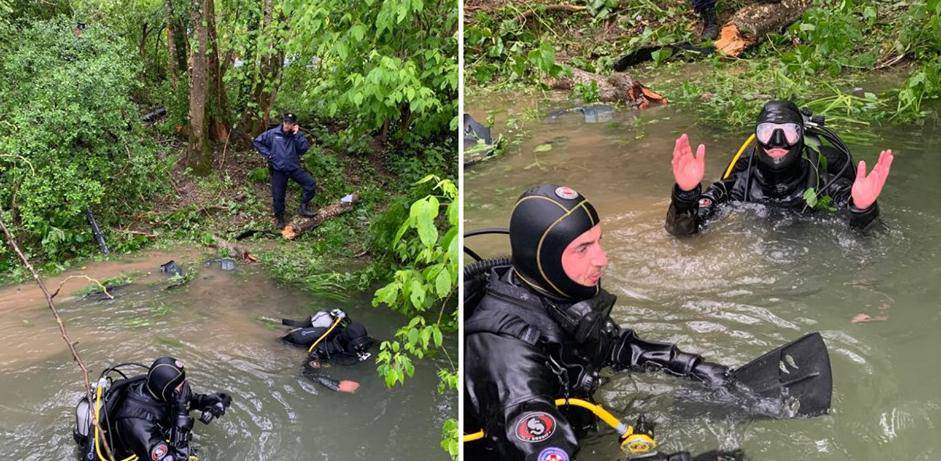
666 145 879 236
282 317 374 392
111 380 220 460
464 266 719 461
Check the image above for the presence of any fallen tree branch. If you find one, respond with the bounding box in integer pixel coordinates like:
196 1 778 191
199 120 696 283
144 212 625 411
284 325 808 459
210 234 258 262
547 68 668 108
50 275 114 300
281 194 360 240
112 227 159 238
715 0 812 57
0 208 117 461
520 4 586 19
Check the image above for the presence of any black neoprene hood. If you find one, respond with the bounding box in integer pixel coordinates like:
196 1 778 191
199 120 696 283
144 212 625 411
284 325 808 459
146 356 187 402
509 184 601 301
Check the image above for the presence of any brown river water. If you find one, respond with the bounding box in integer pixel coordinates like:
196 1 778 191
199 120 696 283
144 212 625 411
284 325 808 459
0 248 454 460
465 93 941 460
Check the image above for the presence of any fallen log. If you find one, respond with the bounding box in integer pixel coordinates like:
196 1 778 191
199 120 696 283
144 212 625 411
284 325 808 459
715 0 812 57
547 68 668 108
281 193 359 240
211 234 258 262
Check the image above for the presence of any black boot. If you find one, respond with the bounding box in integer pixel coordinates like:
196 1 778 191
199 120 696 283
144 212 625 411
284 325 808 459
299 202 318 217
275 215 286 229
700 8 718 41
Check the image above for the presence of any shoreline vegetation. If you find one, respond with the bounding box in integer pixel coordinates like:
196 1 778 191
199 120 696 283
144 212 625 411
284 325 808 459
465 0 940 136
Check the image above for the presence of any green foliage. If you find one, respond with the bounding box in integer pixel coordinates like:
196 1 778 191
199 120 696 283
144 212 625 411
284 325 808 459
781 0 874 77
284 0 458 143
440 417 459 459
465 11 564 85
573 81 600 103
893 57 941 121
371 175 457 458
589 0 620 21
0 18 166 271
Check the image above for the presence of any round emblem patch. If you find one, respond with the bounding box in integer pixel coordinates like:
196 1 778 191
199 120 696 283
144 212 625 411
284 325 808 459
698 197 713 208
537 447 569 461
515 411 556 443
554 186 578 200
151 443 168 460
174 360 184 369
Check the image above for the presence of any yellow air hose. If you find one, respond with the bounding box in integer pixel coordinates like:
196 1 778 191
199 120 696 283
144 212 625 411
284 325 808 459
724 134 756 180
308 315 343 353
462 398 630 441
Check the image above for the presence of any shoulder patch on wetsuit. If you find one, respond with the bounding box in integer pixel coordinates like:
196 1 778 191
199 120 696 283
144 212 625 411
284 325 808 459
150 442 168 460
699 197 713 208
514 411 556 443
537 447 569 461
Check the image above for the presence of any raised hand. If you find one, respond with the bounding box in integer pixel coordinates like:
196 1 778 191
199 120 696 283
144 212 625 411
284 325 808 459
672 133 706 192
851 150 894 210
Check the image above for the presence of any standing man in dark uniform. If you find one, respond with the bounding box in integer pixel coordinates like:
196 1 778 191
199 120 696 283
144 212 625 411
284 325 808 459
665 100 894 236
253 113 318 229
464 185 731 461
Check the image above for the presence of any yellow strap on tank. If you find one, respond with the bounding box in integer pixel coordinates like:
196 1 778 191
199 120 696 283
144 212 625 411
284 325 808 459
462 398 633 442
723 134 756 180
308 315 343 353
94 384 138 461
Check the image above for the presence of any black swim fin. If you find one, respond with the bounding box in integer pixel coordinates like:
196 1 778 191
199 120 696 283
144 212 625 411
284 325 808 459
731 332 832 417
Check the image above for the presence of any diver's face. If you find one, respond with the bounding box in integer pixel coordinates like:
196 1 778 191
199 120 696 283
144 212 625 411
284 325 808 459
561 224 608 287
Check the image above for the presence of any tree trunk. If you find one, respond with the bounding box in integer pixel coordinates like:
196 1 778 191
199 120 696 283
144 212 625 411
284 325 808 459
715 0 812 57
164 0 179 90
547 68 668 108
206 0 229 142
281 195 360 240
139 22 149 62
187 0 212 173
186 0 227 174
251 0 282 133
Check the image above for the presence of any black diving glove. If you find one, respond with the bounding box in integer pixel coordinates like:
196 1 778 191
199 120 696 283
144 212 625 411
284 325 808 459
193 392 232 417
690 361 731 387
612 330 730 386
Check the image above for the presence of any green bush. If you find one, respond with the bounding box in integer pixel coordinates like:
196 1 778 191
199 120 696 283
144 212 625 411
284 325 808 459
284 0 458 144
0 18 165 270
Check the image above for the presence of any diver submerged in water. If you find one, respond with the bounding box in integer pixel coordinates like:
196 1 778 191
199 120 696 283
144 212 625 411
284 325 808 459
666 100 895 236
281 309 375 394
73 357 231 461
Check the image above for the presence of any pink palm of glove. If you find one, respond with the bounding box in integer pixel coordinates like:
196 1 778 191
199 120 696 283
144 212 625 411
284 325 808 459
338 380 360 394
851 150 894 210
672 133 706 192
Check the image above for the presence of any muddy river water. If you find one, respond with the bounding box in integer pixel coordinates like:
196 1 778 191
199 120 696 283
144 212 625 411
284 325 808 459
465 94 941 460
0 249 453 460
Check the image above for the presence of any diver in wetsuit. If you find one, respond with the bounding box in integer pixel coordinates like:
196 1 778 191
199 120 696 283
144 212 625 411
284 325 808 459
79 357 231 461
464 185 732 461
282 309 375 394
666 100 895 236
